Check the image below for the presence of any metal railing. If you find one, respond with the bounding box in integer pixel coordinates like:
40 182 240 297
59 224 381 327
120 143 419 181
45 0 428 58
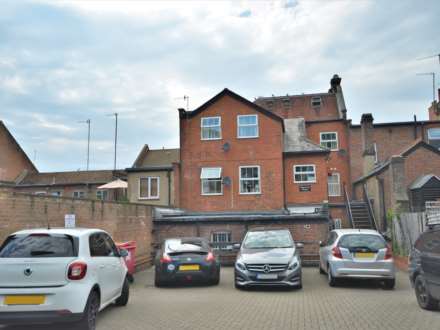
343 184 354 228
362 184 379 231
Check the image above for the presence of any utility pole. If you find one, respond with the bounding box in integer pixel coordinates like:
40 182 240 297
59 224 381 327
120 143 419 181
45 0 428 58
78 119 91 170
112 113 118 170
416 72 436 103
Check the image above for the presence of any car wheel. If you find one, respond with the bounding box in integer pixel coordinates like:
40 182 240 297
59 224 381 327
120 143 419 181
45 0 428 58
154 273 166 287
77 290 100 330
327 265 337 287
319 264 325 274
415 275 439 310
210 271 220 285
115 277 130 306
382 278 395 290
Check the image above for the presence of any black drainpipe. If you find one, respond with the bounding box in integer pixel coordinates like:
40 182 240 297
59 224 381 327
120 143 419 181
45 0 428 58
167 170 171 206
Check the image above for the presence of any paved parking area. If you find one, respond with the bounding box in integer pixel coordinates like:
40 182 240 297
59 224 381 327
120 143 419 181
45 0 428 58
3 267 440 330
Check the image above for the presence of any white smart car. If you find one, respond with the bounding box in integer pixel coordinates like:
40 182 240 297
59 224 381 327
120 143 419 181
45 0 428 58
0 228 130 330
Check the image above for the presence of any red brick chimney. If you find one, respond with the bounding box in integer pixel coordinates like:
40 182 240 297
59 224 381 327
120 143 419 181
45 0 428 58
360 113 376 175
428 89 440 121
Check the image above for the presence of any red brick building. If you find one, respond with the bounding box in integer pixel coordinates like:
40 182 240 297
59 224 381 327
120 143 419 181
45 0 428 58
155 81 350 262
154 78 440 264
0 121 38 184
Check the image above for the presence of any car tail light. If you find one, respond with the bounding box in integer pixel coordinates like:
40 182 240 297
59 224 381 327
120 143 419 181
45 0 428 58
206 252 215 262
160 253 172 263
332 247 343 259
68 261 87 280
384 245 393 260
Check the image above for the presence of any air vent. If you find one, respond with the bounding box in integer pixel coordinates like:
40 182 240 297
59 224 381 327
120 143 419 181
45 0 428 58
222 142 230 152
223 177 232 186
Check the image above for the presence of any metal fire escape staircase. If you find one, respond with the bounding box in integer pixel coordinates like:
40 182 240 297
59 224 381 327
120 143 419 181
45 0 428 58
344 185 378 230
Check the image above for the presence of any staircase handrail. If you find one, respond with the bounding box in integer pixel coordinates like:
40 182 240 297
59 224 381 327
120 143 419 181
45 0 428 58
362 184 379 231
344 184 354 228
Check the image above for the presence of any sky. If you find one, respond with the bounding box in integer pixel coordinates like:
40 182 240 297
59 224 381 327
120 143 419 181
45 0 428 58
0 0 439 172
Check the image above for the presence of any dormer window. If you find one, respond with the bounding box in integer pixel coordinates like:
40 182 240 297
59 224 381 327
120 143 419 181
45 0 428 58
266 100 274 109
311 96 322 108
283 98 291 109
201 116 221 140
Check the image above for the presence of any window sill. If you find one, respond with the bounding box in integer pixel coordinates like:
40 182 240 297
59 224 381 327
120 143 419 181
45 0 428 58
201 193 223 196
201 138 222 141
239 192 262 195
138 197 160 200
237 136 259 139
294 181 316 184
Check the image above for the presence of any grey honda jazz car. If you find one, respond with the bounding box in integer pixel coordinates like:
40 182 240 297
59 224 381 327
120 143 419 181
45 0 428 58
234 228 303 289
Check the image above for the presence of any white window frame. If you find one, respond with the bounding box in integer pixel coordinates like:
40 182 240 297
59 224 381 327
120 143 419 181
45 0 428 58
428 128 440 140
201 116 222 141
73 191 85 199
96 190 108 201
311 96 322 108
294 164 316 183
139 176 160 200
211 231 232 250
328 173 341 197
201 167 223 196
237 114 259 139
51 191 62 197
34 191 46 196
320 132 339 151
373 143 378 163
239 165 261 194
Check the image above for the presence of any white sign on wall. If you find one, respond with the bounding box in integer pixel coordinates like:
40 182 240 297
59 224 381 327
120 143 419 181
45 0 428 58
65 214 76 228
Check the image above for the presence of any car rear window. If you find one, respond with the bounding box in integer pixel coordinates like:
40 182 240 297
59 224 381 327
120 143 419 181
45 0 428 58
0 234 77 258
165 238 209 253
338 234 386 252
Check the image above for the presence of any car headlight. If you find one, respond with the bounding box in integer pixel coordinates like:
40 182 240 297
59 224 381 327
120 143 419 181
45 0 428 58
287 258 299 270
235 261 246 271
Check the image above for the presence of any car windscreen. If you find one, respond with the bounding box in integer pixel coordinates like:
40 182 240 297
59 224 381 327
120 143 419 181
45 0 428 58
165 239 209 254
243 230 293 249
338 234 386 252
0 234 77 258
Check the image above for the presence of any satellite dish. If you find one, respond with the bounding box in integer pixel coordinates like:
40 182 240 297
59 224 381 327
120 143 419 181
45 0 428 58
223 177 232 186
222 142 230 152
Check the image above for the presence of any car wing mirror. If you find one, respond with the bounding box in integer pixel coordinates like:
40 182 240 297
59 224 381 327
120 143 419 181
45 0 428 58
233 243 241 250
319 241 325 247
119 248 129 258
296 242 304 249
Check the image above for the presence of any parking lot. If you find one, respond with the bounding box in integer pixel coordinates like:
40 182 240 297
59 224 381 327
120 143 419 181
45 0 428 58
3 267 440 330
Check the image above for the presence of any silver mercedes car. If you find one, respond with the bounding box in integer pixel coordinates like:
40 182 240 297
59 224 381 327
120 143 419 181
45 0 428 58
234 228 303 289
319 229 395 289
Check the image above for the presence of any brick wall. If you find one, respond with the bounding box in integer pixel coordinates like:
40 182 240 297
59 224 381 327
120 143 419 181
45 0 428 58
306 120 352 200
179 94 285 212
0 122 37 182
0 188 153 269
256 94 340 121
284 154 328 204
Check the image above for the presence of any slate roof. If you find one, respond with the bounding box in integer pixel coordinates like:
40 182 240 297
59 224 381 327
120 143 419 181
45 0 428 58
409 174 440 190
353 139 440 184
178 88 285 129
130 145 179 170
283 118 329 154
17 170 126 187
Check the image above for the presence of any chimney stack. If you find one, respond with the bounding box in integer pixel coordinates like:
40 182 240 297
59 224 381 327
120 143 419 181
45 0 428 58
428 89 440 121
329 74 347 119
360 113 376 175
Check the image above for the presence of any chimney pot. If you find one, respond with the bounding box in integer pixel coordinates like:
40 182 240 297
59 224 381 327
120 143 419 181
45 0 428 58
361 113 374 124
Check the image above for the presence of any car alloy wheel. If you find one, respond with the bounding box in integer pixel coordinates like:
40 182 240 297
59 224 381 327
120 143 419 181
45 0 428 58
415 275 439 310
87 292 99 330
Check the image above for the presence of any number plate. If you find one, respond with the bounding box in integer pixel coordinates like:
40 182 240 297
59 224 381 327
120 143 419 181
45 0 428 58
257 274 278 280
4 295 45 305
355 252 375 259
179 264 200 271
